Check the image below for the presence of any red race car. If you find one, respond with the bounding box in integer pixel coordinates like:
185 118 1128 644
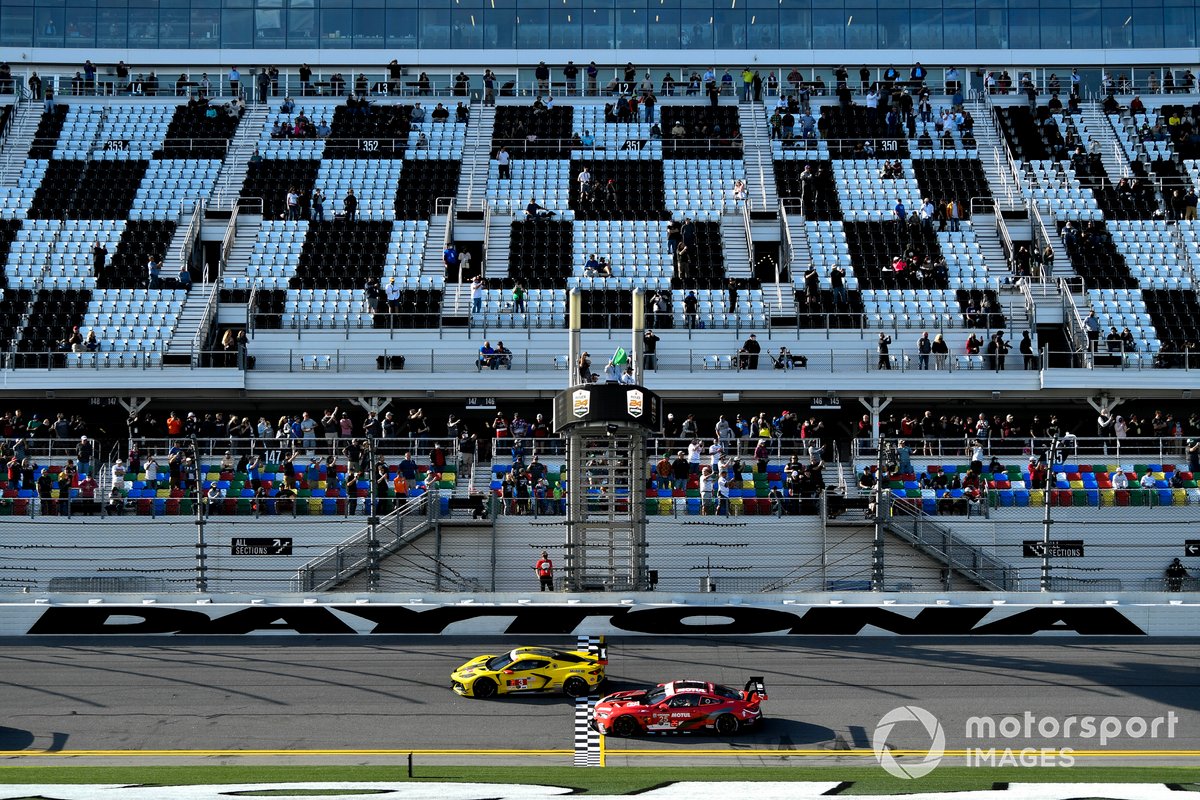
591 677 766 737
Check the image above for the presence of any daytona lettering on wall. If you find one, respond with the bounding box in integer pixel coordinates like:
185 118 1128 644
18 603 1151 637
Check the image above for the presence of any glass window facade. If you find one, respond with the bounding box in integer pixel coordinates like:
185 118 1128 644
0 0 1192 49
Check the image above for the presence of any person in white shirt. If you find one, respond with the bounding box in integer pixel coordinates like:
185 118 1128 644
1111 470 1129 489
865 87 879 109
687 440 703 474
699 466 714 514
385 278 401 314
603 361 619 383
470 275 485 313
496 147 510 180
144 456 158 488
708 440 723 469
1139 472 1158 490
618 366 636 384
716 471 730 515
110 459 126 488
577 166 592 199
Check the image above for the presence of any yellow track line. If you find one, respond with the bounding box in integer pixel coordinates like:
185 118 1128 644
9 748 1200 758
609 749 1200 757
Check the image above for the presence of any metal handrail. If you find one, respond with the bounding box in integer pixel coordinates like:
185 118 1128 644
463 98 484 211
178 201 203 278
189 281 221 366
853 435 1195 466
1 349 234 371
292 493 435 592
885 501 1017 591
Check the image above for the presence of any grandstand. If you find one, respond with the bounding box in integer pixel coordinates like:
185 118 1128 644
0 55 1198 597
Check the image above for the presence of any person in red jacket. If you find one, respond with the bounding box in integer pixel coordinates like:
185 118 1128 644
534 550 554 591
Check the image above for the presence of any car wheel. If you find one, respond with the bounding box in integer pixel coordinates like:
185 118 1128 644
714 714 739 736
471 677 497 698
611 715 639 737
563 677 589 697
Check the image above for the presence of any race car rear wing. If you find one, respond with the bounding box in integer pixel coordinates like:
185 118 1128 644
742 676 766 701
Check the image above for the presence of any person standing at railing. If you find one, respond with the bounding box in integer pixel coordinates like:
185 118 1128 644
534 551 554 591
915 332 932 370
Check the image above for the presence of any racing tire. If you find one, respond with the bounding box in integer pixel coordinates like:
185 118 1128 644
563 677 589 697
471 677 497 698
610 715 639 737
714 714 739 736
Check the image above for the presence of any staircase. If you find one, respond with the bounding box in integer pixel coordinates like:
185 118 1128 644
1077 105 1129 181
223 215 263 287
1000 293 1031 339
454 105 495 214
444 282 471 317
210 105 269 209
0 103 42 185
164 214 200 276
968 101 1025 212
762 282 795 320
970 214 1009 277
736 105 779 212
883 506 1019 590
422 207 454 277
786 211 813 277
1031 204 1069 281
484 210 512 280
163 282 218 366
720 212 752 279
294 497 441 592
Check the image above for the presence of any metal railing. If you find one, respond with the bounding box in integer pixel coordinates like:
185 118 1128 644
189 282 221 366
852 435 1196 465
122 436 461 460
293 492 437 592
462 99 485 212
237 344 1063 375
885 500 1018 590
178 201 203 278
0 349 236 371
220 197 263 275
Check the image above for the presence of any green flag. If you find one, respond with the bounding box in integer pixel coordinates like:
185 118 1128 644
612 347 627 366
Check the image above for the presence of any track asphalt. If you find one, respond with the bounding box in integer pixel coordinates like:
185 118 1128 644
2 636 1199 766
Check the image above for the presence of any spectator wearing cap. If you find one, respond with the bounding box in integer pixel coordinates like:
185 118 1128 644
76 435 94 477
671 451 689 490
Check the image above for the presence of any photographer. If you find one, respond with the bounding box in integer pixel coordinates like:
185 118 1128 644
877 333 892 370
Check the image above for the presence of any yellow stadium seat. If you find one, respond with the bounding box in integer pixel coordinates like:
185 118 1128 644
1099 489 1115 506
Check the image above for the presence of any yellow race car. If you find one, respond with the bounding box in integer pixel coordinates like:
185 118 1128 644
451 645 607 698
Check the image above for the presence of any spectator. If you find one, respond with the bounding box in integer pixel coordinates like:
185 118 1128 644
525 198 553 219
917 331 931 370
738 334 761 370
470 275 485 314
1084 311 1099 352
643 329 660 371
1166 558 1190 591
877 333 892 369
343 189 358 221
